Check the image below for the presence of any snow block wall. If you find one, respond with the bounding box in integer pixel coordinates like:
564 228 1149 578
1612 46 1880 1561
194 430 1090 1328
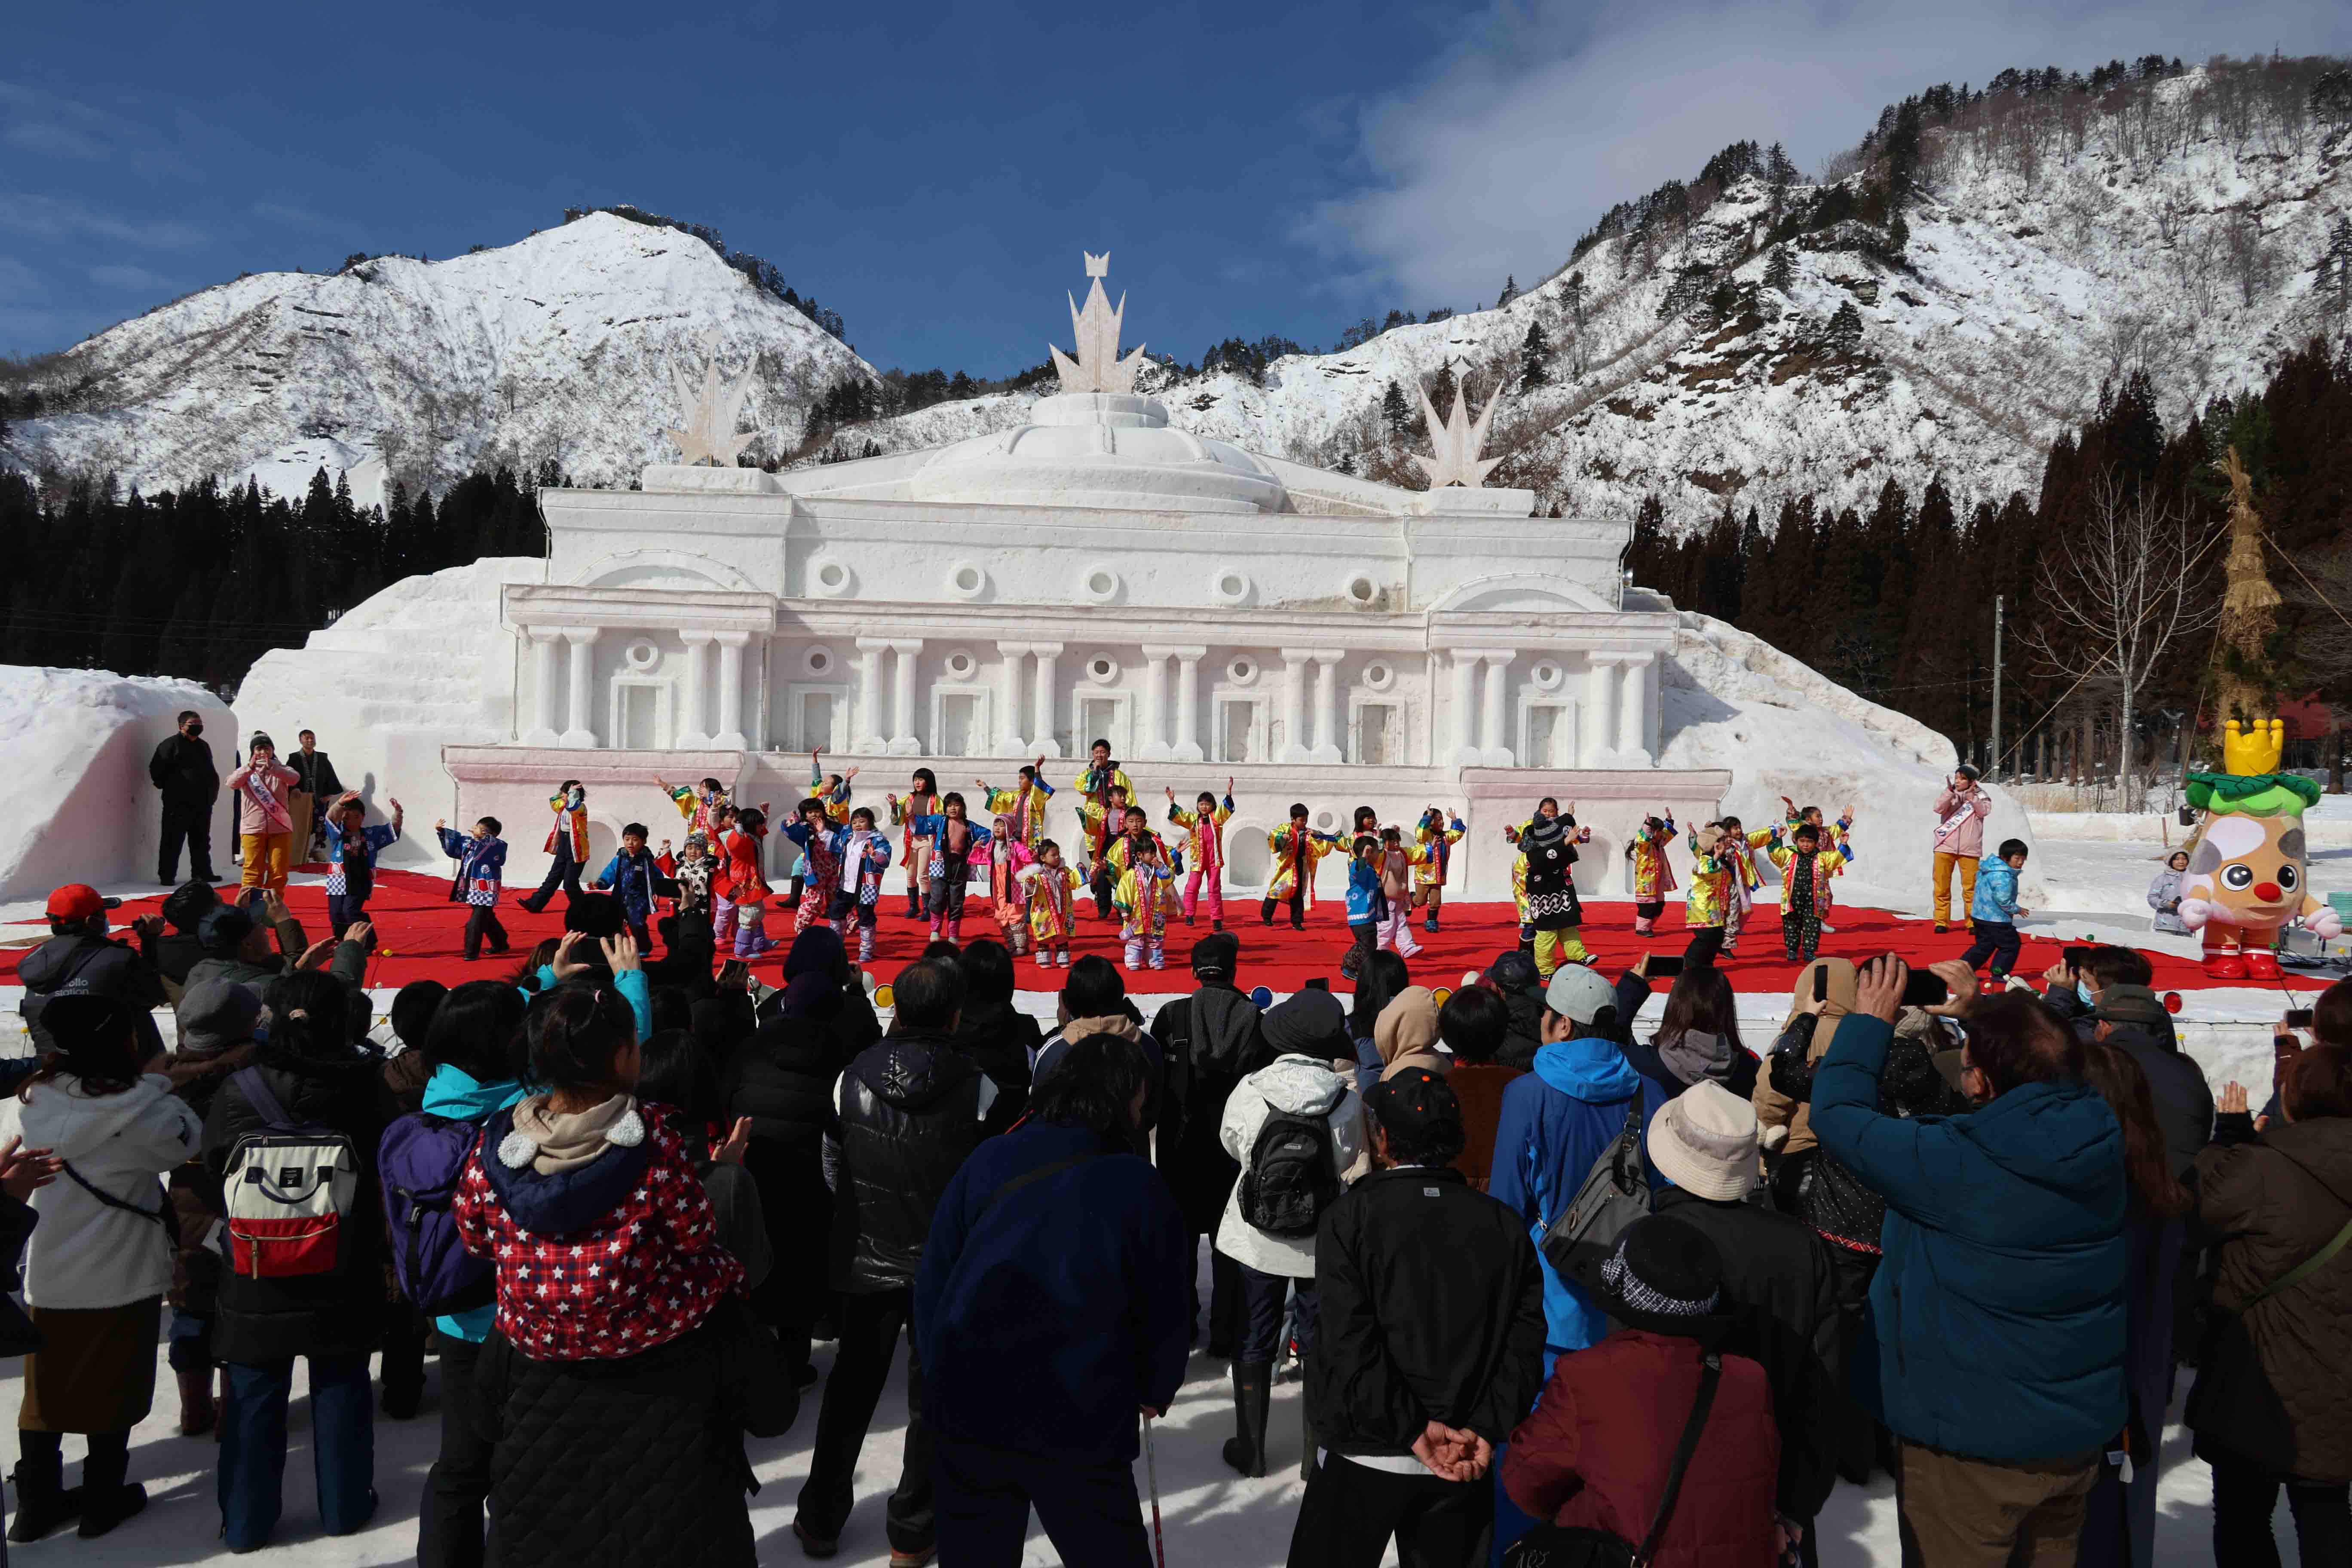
1660 612 2037 908
234 557 545 874
0 668 238 901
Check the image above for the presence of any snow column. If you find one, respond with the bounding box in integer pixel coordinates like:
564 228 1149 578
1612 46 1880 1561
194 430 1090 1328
995 642 1029 754
888 640 924 756
1583 654 1620 766
676 632 713 748
1616 653 1654 766
1310 650 1345 764
1031 643 1063 759
1138 647 1175 762
1479 651 1516 767
1171 647 1205 763
1278 649 1311 764
524 630 562 747
560 628 599 749
1449 650 1481 768
854 639 890 753
713 633 749 752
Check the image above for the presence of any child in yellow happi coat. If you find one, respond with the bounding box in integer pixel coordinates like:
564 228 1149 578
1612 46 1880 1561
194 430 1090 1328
978 758 1054 852
1681 823 1738 969
1412 806 1466 934
1113 835 1181 971
1017 841 1084 970
1626 812 1678 935
1715 814 1776 956
1260 804 1341 930
1767 822 1849 964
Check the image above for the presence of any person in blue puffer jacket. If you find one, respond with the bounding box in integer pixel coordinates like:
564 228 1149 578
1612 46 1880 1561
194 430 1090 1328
1812 956 2125 1567
1962 837 2031 981
412 982 530 1568
586 823 678 955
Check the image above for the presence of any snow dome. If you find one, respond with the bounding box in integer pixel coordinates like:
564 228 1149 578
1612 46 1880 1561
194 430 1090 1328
908 391 1287 514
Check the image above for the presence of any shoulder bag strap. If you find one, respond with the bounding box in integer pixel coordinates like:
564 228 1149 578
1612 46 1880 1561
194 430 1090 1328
975 1149 1104 1224
2247 1213 2352 1308
232 1065 295 1131
1633 1351 1722 1567
58 1161 179 1246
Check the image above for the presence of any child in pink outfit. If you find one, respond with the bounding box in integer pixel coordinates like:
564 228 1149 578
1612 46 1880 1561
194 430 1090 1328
1166 782 1234 932
226 732 300 894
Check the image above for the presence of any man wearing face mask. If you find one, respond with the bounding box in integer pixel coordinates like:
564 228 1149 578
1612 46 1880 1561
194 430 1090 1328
149 710 221 885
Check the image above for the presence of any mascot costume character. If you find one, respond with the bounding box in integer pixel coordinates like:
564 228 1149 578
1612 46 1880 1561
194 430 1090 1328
2178 719 2340 979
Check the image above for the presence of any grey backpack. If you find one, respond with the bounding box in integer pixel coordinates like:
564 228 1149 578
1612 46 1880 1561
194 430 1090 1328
1539 1099 1649 1281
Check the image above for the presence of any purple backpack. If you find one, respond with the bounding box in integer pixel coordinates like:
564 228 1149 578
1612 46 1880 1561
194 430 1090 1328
377 1111 496 1317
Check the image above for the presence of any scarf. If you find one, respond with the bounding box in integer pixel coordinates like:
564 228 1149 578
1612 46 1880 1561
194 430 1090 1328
503 1093 644 1174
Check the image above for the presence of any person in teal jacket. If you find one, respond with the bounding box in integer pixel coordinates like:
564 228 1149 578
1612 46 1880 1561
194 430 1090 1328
1962 838 2030 980
1811 957 2126 1565
513 931 652 1041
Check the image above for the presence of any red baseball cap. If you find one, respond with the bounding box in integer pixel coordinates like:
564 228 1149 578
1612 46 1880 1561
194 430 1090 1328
45 885 122 922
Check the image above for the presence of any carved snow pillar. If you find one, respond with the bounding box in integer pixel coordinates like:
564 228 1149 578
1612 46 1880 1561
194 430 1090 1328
1031 643 1063 759
888 639 924 756
1171 646 1207 763
1278 649 1312 764
854 638 890 753
674 632 713 748
524 629 562 747
994 642 1029 754
1310 650 1345 764
1617 652 1654 766
1583 653 1621 766
1449 649 1481 767
712 632 749 751
1479 651 1516 767
559 628 600 749
1137 647 1176 762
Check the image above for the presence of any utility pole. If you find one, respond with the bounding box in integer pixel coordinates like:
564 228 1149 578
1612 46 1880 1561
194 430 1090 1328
1990 594 2003 783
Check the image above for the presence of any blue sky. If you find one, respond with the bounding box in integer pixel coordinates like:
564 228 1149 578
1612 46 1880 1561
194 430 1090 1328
5 0 2347 375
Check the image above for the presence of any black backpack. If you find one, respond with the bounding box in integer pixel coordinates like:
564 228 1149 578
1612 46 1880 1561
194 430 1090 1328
1239 1112 1339 1237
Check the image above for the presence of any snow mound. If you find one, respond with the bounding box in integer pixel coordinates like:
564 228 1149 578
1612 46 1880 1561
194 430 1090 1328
234 558 544 873
1663 611 2035 908
0 668 237 900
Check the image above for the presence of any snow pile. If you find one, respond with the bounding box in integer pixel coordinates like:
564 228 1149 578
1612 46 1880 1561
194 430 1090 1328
0 668 236 900
7 214 873 496
234 558 544 873
1661 611 2037 908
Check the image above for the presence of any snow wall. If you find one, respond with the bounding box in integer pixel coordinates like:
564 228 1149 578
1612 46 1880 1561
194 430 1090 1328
0 668 239 900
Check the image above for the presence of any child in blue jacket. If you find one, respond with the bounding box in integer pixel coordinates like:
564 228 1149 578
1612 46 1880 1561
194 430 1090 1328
436 816 510 960
322 790 402 939
1339 838 1382 982
587 822 678 953
1961 838 2031 980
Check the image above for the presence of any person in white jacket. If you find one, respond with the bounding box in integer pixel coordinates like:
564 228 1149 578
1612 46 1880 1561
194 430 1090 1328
12 995 202 1543
1214 988 1365 1484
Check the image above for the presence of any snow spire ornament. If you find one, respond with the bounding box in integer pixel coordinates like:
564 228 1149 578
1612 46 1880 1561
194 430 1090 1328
1050 252 1149 395
1411 364 1504 489
666 334 756 466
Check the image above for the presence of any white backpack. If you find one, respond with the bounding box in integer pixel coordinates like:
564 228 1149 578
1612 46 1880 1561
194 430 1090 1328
221 1067 359 1278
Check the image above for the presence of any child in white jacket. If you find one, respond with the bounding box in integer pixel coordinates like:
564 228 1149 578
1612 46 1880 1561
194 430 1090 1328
15 994 203 1540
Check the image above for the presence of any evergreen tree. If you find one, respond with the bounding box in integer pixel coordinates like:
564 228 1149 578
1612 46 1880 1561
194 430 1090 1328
1496 275 1519 309
1562 271 1587 329
1825 300 1864 352
1519 323 1551 391
1764 247 1795 293
1427 363 1458 422
2328 217 2352 315
1381 380 1411 435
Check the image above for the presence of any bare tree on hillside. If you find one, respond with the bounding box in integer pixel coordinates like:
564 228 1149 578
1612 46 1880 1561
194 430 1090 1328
2023 469 2218 809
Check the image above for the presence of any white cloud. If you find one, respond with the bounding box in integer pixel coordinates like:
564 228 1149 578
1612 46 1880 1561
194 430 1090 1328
1299 0 2352 301
0 193 205 248
6 121 107 159
90 263 166 291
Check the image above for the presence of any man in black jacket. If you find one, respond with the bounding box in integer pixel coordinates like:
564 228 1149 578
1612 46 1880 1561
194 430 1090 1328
1291 1068 1546 1568
149 710 220 884
796 957 991 1565
1643 1078 1842 1565
1150 931 1265 1357
287 729 342 861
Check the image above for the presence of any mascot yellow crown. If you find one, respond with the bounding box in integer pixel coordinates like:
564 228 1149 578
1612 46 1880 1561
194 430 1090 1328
2223 718 2285 776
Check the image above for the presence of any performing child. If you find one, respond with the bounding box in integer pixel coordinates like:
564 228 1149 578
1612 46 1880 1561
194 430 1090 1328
1767 821 1850 965
907 792 993 945
1017 840 1084 969
1714 814 1774 955
1411 806 1466 934
984 815 1035 955
1075 741 1135 919
227 735 302 895
1960 837 2030 983
1504 799 1589 962
714 807 775 959
776 798 846 937
1681 823 1736 969
888 769 945 921
1781 797 1856 933
827 808 895 964
437 815 510 960
587 822 679 953
1517 810 1591 977
320 790 402 939
1340 835 1383 981
1627 812 1678 935
978 759 1054 853
1166 781 1235 931
518 780 590 915
656 774 730 843
784 751 859 909
1261 805 1341 931
1113 833 1179 971
662 832 716 920
1374 826 1425 959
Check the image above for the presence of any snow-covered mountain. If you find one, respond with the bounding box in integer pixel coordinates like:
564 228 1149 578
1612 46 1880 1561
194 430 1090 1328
6 212 873 499
8 62 2348 524
831 61 2352 526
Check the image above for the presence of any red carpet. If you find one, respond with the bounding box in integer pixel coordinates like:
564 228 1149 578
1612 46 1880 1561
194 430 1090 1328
5 868 2325 999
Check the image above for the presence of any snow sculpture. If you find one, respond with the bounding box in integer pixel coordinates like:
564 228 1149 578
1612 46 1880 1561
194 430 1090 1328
1049 252 1149 394
2178 720 2341 978
1411 366 1504 490
666 335 756 466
